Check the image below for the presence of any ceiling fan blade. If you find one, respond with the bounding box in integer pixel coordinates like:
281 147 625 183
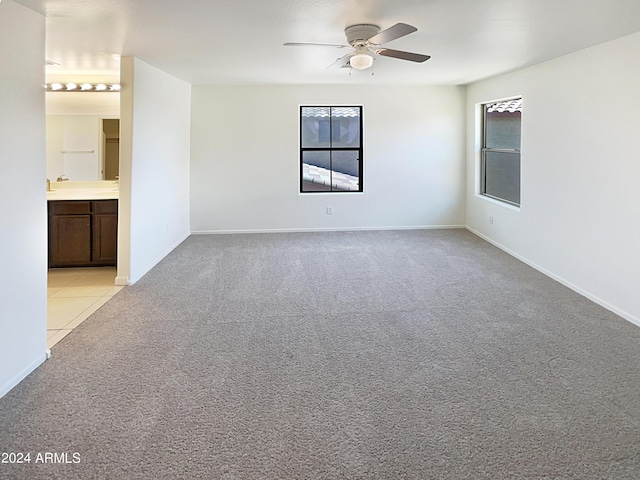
375 48 430 63
327 53 353 69
367 23 417 45
284 42 348 48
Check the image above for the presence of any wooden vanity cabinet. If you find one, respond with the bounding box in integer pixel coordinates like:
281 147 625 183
92 200 118 265
48 200 118 267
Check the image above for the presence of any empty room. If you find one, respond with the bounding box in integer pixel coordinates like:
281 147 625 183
1 0 639 478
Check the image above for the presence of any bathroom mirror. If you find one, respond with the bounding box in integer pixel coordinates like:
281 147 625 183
45 91 120 181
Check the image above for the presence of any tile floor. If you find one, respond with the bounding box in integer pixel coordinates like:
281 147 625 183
47 267 123 349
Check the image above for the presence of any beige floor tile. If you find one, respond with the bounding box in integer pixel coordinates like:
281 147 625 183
50 285 118 298
47 329 73 349
48 268 90 279
47 296 103 330
47 287 63 297
63 297 111 330
105 286 124 296
68 274 117 288
48 275 83 288
47 267 120 347
48 267 86 276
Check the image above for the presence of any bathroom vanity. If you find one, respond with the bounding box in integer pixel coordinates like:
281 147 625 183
47 182 119 268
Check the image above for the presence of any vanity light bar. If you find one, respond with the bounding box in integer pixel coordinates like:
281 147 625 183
45 83 121 92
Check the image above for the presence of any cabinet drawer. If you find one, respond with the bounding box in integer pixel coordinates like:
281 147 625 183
49 201 91 215
93 199 118 214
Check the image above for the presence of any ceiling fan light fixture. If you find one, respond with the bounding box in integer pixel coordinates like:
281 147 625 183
350 52 373 70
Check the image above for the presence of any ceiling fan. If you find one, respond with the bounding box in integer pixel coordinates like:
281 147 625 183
284 23 430 71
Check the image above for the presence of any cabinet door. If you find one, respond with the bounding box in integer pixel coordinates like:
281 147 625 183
49 215 92 266
92 214 118 265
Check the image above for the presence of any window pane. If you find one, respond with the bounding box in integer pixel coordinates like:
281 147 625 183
331 107 361 148
301 107 331 148
330 150 360 191
302 150 332 192
484 151 520 205
301 150 360 192
485 110 521 150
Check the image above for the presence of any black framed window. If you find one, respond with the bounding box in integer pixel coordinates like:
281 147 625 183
300 106 363 193
481 98 521 206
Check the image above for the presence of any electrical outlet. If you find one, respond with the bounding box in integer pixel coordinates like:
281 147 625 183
489 215 494 225
326 207 333 215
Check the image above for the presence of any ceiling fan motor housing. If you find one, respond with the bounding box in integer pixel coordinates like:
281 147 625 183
345 24 380 47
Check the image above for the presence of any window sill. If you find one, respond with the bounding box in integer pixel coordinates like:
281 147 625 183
477 193 520 211
299 191 364 195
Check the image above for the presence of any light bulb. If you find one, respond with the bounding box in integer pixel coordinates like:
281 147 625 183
350 53 373 70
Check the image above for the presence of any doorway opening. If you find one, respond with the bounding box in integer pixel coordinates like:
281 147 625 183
102 118 120 180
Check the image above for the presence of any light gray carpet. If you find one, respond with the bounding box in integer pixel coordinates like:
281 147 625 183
1 229 639 479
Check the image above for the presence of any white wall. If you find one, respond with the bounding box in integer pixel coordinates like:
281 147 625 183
46 91 120 117
466 32 640 325
118 57 191 285
0 0 47 398
190 85 465 232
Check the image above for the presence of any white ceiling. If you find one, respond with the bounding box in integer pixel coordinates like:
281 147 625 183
13 0 640 85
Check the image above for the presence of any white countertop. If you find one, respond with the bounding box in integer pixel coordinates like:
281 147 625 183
47 188 119 201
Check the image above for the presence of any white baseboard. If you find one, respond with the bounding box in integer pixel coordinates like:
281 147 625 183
0 352 48 399
191 225 466 235
466 226 640 328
